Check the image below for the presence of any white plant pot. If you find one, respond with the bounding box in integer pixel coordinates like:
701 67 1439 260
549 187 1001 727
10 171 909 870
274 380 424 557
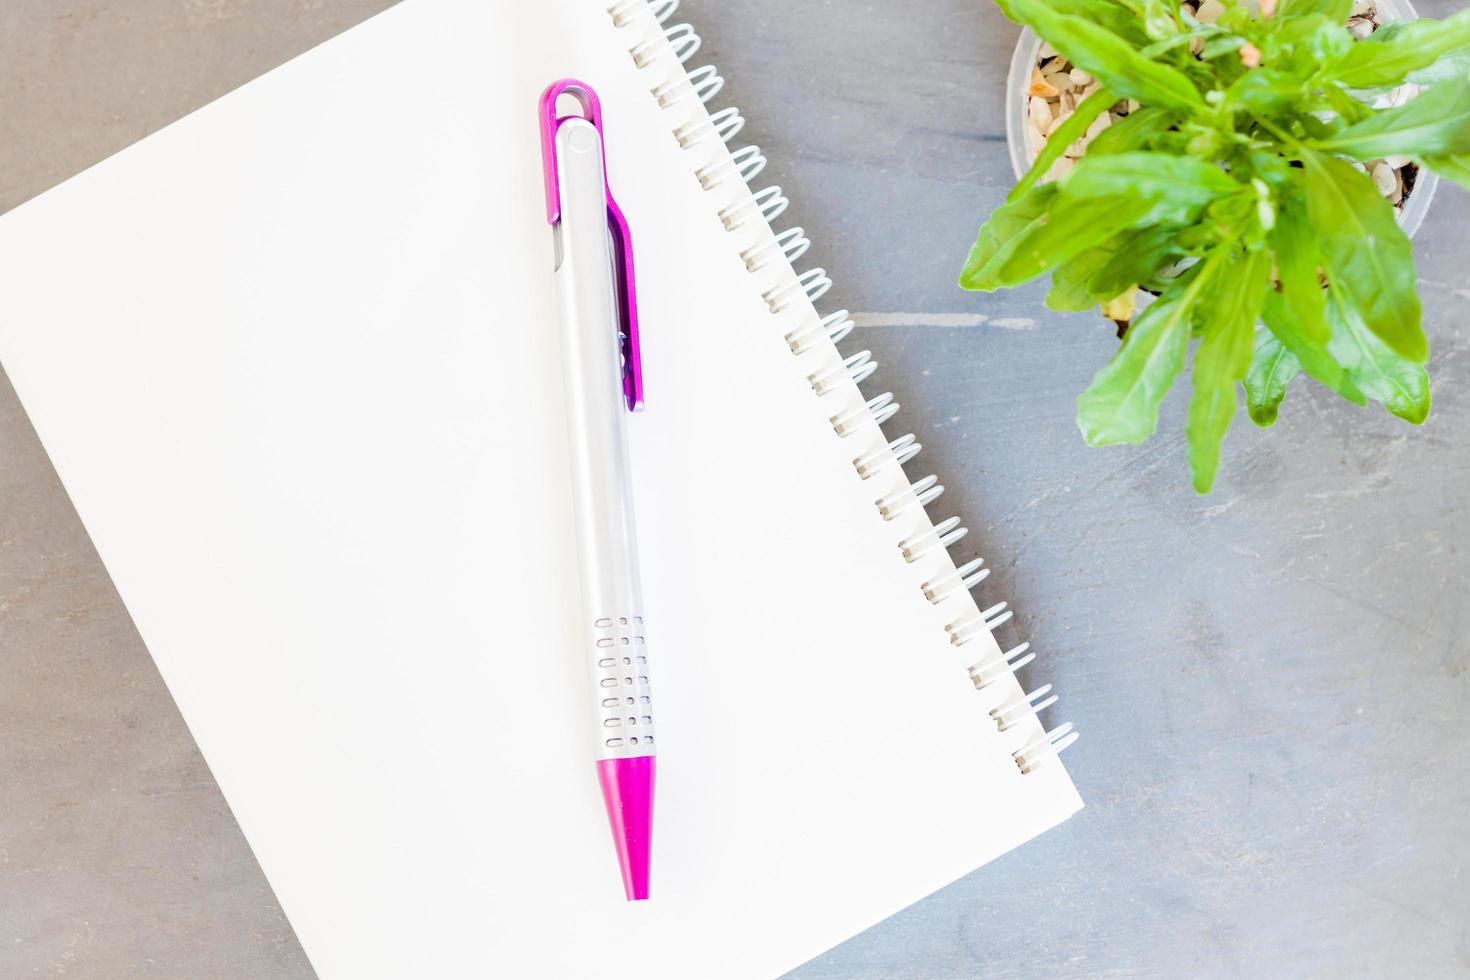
1003 0 1439 238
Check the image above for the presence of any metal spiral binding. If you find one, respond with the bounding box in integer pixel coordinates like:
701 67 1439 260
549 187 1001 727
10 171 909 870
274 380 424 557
831 393 899 437
1015 724 1078 774
632 21 700 67
923 557 988 604
946 601 1014 647
854 432 921 480
970 642 1035 689
699 146 767 191
899 515 968 564
608 1 1076 775
990 684 1057 732
741 226 808 271
764 268 832 314
719 185 787 230
675 105 744 149
609 0 679 27
653 64 724 108
876 474 943 521
808 350 876 395
786 309 854 354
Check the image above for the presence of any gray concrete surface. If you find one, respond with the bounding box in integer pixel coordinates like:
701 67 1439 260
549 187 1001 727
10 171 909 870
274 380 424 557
3 0 1468 976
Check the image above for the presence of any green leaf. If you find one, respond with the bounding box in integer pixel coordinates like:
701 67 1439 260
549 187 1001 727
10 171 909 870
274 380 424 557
1086 106 1179 156
1046 225 1175 312
1270 14 1352 75
1309 77 1470 159
960 184 1058 288
1267 200 1329 346
960 183 1146 290
1186 248 1271 493
1063 152 1241 225
1007 0 1206 111
1278 0 1351 22
1076 264 1215 445
1047 233 1138 313
1320 81 1375 125
1089 225 1181 302
1259 290 1365 405
1325 290 1430 423
1299 149 1426 363
1226 69 1307 115
1423 152 1470 190
1139 0 1181 41
1330 9 1470 89
1248 149 1297 189
996 0 1149 44
1296 111 1345 142
1138 29 1212 62
1244 328 1301 427
1201 34 1248 60
1406 45 1470 86
1307 21 1355 70
1008 87 1115 203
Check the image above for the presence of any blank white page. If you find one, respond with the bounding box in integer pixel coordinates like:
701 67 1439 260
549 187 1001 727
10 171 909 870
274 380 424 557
0 0 1081 975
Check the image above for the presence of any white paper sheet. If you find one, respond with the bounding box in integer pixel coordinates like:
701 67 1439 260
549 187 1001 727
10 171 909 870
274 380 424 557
0 1 1081 975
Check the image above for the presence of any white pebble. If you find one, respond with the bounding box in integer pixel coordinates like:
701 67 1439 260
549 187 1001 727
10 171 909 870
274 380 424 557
1350 0 1374 14
1029 67 1058 99
1043 68 1072 93
1347 17 1374 38
1039 42 1057 59
1043 156 1075 183
1029 95 1053 129
1196 0 1225 21
1371 162 1398 197
1065 112 1111 158
1383 154 1411 169
1069 68 1094 87
1046 109 1074 136
1026 122 1045 157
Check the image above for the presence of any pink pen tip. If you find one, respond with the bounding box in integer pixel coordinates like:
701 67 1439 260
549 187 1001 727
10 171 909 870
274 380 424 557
596 756 655 901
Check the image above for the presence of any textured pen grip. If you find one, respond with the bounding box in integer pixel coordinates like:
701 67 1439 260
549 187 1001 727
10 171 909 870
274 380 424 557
592 613 655 759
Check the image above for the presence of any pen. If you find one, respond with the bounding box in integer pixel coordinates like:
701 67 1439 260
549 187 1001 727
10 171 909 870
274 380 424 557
538 79 654 902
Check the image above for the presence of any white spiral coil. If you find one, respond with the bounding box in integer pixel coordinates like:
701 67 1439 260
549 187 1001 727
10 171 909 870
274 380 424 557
741 226 808 271
854 432 921 480
700 145 768 191
786 309 853 354
675 104 744 149
809 350 877 396
719 185 787 230
653 64 725 108
608 1 1076 775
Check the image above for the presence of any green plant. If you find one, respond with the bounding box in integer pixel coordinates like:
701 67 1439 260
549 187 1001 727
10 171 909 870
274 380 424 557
960 0 1470 492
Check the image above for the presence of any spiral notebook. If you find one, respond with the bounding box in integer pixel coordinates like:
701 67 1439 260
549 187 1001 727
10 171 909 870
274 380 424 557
0 0 1082 976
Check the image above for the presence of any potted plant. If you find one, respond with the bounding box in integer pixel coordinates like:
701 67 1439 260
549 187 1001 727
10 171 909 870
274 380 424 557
960 0 1470 492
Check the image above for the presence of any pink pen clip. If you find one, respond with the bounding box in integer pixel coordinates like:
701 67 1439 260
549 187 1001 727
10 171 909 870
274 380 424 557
538 79 644 411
